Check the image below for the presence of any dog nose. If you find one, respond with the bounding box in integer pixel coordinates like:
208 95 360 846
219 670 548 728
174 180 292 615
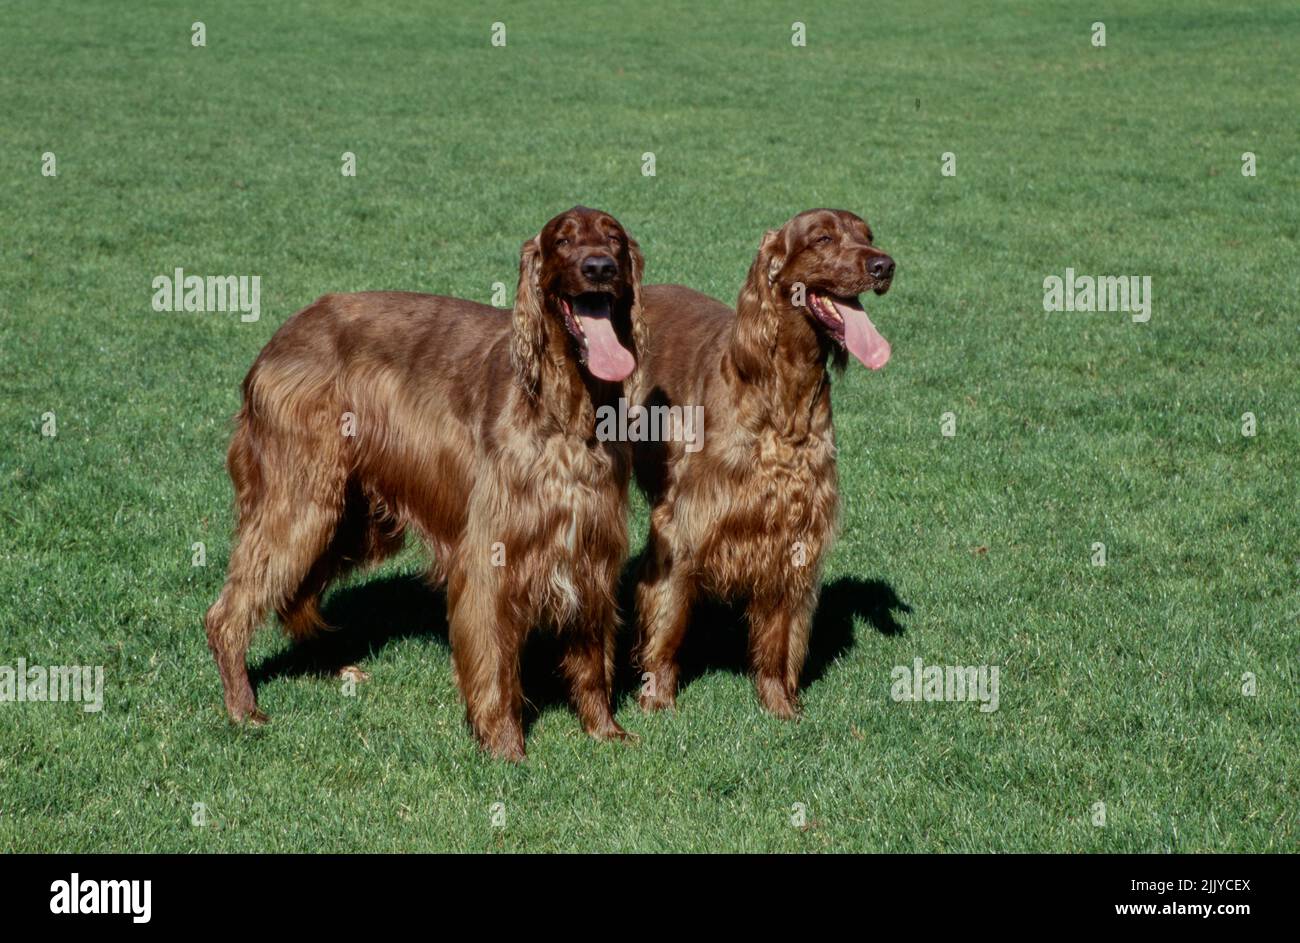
869 255 895 281
581 255 618 282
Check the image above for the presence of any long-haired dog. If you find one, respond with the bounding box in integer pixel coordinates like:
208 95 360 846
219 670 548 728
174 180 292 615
205 206 646 760
632 209 894 717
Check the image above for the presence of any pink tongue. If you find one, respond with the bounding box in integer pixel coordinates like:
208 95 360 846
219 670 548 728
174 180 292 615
836 299 891 370
574 298 636 382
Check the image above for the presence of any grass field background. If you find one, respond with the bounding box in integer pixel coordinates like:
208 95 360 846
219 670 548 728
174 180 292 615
1 0 1296 852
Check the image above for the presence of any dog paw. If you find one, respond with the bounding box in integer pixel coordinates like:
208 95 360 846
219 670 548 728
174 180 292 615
231 707 270 726
479 726 526 763
590 719 638 744
638 690 677 713
488 742 526 763
226 698 269 726
756 677 799 719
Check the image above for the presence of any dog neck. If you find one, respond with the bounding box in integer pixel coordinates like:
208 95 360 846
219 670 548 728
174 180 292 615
531 318 626 438
727 280 836 439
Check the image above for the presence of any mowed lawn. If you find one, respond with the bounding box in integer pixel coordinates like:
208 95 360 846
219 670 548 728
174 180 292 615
1 0 1296 852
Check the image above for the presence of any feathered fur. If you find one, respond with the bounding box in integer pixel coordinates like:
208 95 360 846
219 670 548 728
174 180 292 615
631 209 894 716
204 207 645 760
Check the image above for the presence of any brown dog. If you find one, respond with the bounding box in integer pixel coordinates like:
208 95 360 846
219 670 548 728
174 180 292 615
632 209 894 717
205 207 646 760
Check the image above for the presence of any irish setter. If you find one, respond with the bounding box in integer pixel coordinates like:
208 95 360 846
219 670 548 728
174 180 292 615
633 209 894 717
205 207 645 760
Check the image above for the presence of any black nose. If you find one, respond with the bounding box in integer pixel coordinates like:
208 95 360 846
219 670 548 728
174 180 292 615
869 255 895 281
581 255 618 283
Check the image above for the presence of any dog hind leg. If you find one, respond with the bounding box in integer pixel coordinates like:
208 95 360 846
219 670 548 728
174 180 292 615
205 415 348 723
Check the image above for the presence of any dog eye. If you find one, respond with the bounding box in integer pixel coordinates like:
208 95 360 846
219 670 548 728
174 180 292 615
555 237 569 247
815 235 832 245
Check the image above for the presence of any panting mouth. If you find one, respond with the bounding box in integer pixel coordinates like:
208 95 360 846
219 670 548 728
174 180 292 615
559 293 636 382
807 292 891 370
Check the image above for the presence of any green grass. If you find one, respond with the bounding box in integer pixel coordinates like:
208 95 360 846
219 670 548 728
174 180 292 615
1 0 1296 852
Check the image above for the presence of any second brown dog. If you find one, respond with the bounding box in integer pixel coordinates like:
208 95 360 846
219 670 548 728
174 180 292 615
633 209 895 716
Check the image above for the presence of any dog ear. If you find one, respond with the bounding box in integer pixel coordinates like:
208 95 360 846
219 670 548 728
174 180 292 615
511 236 546 396
732 228 784 382
625 235 649 390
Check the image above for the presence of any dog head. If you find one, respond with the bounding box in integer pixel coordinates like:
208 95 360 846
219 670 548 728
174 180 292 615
737 209 894 375
513 206 645 391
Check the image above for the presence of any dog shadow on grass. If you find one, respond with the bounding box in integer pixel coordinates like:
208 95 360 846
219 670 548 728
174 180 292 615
248 573 449 689
247 568 911 730
246 572 611 735
610 564 912 708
